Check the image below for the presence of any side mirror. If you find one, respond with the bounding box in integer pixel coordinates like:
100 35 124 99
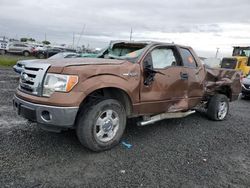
143 61 156 86
143 60 165 86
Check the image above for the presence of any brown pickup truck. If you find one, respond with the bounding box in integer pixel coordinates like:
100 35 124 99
13 41 241 151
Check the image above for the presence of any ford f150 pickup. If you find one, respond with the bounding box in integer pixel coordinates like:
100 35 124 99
13 41 241 151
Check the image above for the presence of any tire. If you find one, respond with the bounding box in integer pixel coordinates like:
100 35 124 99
207 94 229 121
241 93 245 100
23 51 30 57
0 50 6 55
76 99 126 151
38 53 45 59
241 93 249 100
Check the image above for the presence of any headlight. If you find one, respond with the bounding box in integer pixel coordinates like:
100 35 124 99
42 73 78 97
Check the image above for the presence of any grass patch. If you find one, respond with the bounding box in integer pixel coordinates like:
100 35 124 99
0 55 36 67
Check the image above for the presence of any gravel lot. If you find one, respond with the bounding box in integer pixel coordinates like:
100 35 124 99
0 67 249 188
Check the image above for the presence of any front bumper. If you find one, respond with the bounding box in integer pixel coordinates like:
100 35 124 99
242 85 250 96
13 95 79 128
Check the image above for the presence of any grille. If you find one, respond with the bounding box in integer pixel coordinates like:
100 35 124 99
221 58 237 69
17 63 23 67
244 84 250 90
19 63 50 96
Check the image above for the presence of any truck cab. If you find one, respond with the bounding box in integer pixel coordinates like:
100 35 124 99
221 46 250 76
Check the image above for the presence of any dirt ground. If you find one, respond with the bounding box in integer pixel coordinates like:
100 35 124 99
0 67 249 188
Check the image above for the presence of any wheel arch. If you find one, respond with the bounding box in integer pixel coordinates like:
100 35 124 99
23 50 30 55
78 87 133 117
216 85 232 101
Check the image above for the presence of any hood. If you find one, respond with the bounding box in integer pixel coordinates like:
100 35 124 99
31 57 127 73
18 59 41 65
32 57 125 67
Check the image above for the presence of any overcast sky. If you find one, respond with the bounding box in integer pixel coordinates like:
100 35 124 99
0 0 250 57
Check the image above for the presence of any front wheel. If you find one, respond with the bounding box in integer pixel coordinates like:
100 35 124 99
38 53 45 59
207 94 229 121
76 99 126 151
241 93 249 100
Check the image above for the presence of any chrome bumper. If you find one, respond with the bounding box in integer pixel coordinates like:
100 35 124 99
13 95 79 128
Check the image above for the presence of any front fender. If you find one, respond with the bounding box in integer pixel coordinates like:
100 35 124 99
77 74 140 104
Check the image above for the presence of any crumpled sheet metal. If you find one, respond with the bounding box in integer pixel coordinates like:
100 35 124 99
204 67 241 95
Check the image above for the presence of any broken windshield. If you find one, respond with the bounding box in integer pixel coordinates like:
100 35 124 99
108 48 145 60
98 42 147 62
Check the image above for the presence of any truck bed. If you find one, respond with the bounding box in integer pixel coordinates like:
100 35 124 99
204 67 241 101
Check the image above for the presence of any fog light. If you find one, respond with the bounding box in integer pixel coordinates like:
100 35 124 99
41 110 52 121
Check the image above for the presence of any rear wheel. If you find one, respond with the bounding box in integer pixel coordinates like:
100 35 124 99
207 94 229 121
23 51 30 57
0 50 6 55
76 99 126 151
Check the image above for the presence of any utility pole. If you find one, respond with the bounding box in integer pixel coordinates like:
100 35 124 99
130 27 133 41
45 33 47 41
215 48 219 58
76 24 86 49
73 32 75 49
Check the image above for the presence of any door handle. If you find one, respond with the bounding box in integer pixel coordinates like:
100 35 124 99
180 72 188 80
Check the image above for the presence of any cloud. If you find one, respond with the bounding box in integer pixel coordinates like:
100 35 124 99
0 0 250 57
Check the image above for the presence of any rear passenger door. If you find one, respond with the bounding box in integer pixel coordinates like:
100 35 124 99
18 44 28 53
178 47 204 109
12 44 26 53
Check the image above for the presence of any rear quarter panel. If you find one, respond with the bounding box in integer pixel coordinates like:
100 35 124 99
204 68 241 101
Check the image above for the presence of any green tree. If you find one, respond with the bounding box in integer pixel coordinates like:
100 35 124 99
42 40 50 45
20 38 28 42
28 38 35 42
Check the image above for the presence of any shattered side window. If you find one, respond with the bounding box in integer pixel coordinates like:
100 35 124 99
151 48 176 69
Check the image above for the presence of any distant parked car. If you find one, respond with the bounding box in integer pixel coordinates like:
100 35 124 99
8 43 34 56
33 44 46 51
33 48 62 59
34 48 76 59
241 74 250 99
13 52 79 74
49 52 79 59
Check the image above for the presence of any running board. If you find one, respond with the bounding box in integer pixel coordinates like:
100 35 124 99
137 110 196 126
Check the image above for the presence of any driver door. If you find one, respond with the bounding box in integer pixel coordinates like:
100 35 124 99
139 46 189 115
